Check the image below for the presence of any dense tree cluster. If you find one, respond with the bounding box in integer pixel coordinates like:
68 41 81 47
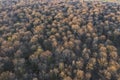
0 1 120 80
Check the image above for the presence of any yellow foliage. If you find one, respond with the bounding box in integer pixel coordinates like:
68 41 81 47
76 70 84 79
107 66 117 72
7 37 12 41
37 47 43 53
98 58 108 67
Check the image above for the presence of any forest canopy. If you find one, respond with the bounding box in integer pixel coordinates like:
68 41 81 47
0 1 120 80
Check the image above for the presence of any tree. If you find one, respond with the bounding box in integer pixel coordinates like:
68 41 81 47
0 71 15 80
